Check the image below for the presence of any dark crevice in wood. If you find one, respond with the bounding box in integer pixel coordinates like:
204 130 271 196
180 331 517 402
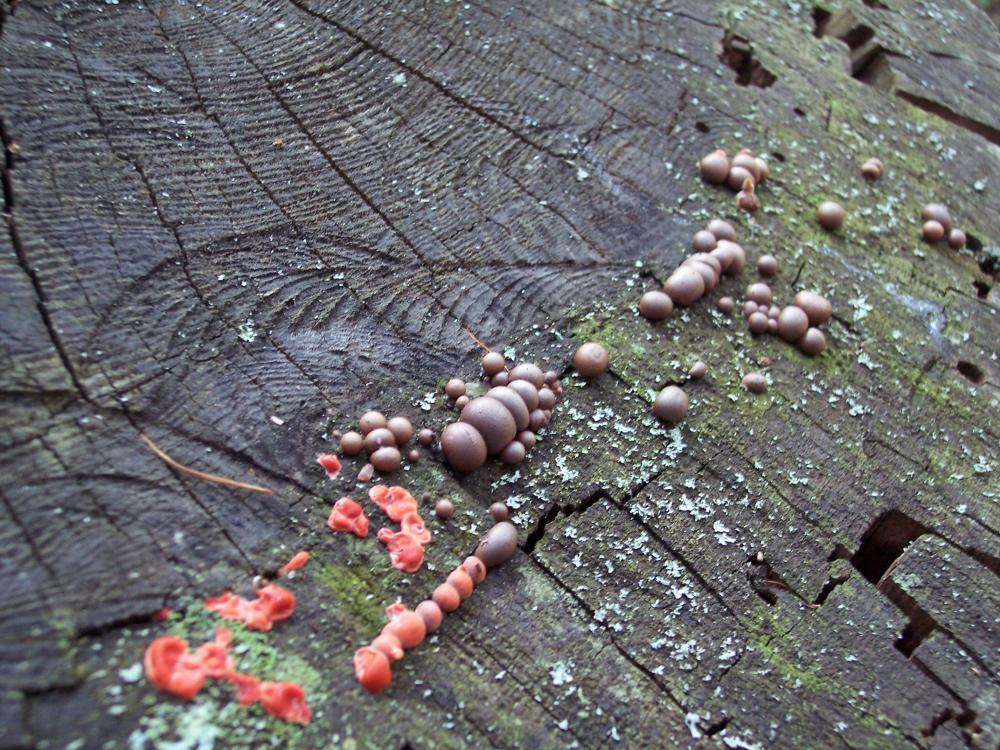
955 360 984 384
717 32 776 88
522 487 611 554
896 91 1000 147
705 717 730 736
972 280 990 298
812 573 850 606
850 509 927 584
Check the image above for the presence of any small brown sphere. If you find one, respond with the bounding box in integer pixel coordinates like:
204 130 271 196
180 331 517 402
768 304 781 319
573 342 609 379
440 422 487 473
364 427 397 454
736 182 761 213
490 372 508 387
489 502 509 522
370 446 402 473
947 228 966 249
500 440 526 465
653 385 689 423
639 290 674 320
463 556 487 585
707 219 737 242
817 201 845 230
358 410 387 435
507 379 540 411
717 296 735 314
921 203 951 232
418 428 434 447
742 300 759 318
434 498 455 520
692 230 718 253
445 378 466 399
698 151 731 184
689 252 721 275
793 291 832 326
415 600 443 633
528 409 546 432
748 311 769 335
455 395 470 410
481 351 506 376
777 305 810 343
508 363 545 389
742 372 768 394
340 431 364 456
447 568 474 600
922 220 945 242
517 430 536 451
757 255 779 277
475 521 519 568
663 267 706 306
747 282 772 306
387 416 413 445
861 158 883 180
543 370 558 385
767 318 778 333
537 387 556 411
688 361 707 379
485 386 530 432
797 327 827 356
407 449 419 463
460 397 517 455
727 165 753 191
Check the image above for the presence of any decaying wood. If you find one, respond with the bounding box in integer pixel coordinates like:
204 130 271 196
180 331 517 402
1 0 998 748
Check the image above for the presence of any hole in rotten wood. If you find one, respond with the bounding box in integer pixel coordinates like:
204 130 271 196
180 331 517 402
955 360 984 384
792 106 806 117
894 608 935 657
705 717 730 736
695 121 710 133
972 280 990 298
770 151 786 162
812 8 831 37
850 509 927 584
895 91 1000 147
718 32 776 88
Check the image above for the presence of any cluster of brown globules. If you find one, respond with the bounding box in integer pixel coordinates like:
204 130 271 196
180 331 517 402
338 411 416 479
354 517 518 692
697 147 769 213
439 353 561 473
920 203 966 249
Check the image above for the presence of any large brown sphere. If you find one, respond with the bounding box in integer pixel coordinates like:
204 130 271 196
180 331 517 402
481 351 506 376
386 416 413 445
746 282 772 306
507 379 540 411
707 219 737 241
639 290 674 320
440 422 488 473
748 311 769 335
698 151 730 184
692 230 718 253
663 267 706 306
757 255 779 277
460 397 518 455
777 305 810 342
573 342 609 379
444 378 466 399
358 410 387 435
370 446 402 473
508 363 545 389
684 258 719 290
714 240 746 275
817 201 845 230
727 165 753 191
742 372 768 393
797 327 827 356
485 386 530 432
364 427 397 454
922 220 945 242
792 291 832 326
652 385 689 424
475 521 519 568
500 440 526 465
340 431 364 456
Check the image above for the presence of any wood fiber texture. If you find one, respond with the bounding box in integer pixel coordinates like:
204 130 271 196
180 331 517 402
1 0 998 748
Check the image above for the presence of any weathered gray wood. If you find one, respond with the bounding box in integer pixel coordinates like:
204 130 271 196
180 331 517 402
1 0 999 748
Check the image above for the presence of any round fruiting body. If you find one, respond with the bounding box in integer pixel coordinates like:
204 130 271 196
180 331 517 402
445 378 466 399
460 397 518 455
435 499 455 520
698 151 730 184
707 219 736 241
922 220 945 242
663 267 705 306
792 291 832 326
440 422 488 473
921 203 951 232
742 372 768 393
485 386 530 432
489 502 509 522
653 385 689 424
948 228 966 249
817 201 845 230
364 427 397 454
475 521 519 568
757 255 778 277
508 363 545 388
573 342 609 379
370 447 402 473
640 290 674 320
340 431 364 456
747 282 772 306
692 230 718 253
777 306 810 343
481 351 506 376
797 328 827 356
748 311 769 335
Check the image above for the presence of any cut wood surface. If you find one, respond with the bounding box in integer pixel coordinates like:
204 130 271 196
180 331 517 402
1 0 998 748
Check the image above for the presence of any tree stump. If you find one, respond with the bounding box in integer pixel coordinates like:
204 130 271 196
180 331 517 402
1 0 998 748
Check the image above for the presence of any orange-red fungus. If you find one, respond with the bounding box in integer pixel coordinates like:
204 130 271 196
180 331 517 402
316 453 342 479
259 681 312 724
277 550 310 577
144 636 205 700
369 485 418 521
400 511 430 544
204 584 295 631
354 646 392 693
377 530 424 573
328 497 369 537
383 610 426 648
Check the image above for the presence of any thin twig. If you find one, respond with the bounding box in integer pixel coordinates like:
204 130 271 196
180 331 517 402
140 434 273 494
763 579 787 588
464 327 492 353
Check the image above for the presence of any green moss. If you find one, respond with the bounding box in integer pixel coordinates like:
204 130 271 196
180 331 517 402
313 559 389 636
